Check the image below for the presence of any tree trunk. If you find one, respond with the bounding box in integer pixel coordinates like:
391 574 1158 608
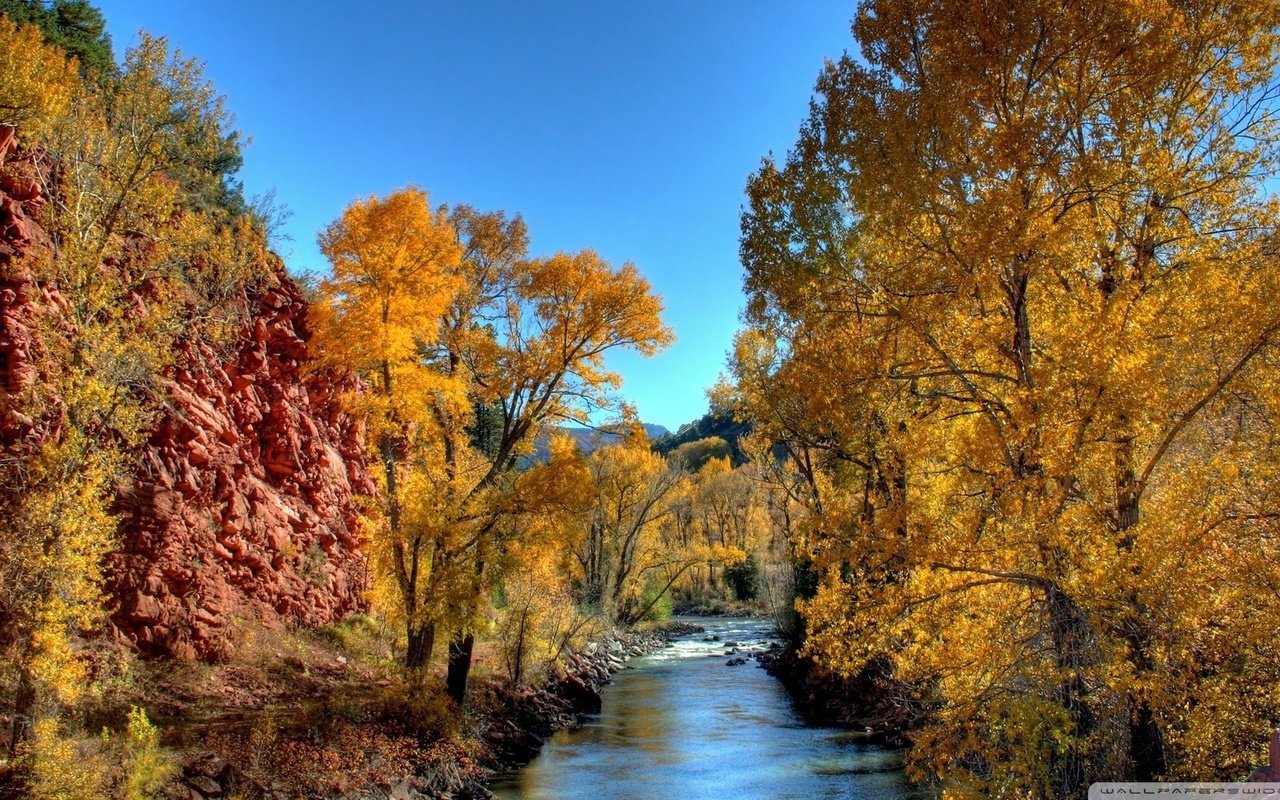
1011 265 1034 388
405 620 435 670
1046 583 1096 799
446 550 486 708
510 610 527 688
1115 430 1166 780
446 633 475 707
1130 697 1165 780
7 665 35 758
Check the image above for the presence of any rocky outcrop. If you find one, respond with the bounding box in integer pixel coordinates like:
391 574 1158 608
0 126 51 441
108 275 375 659
0 125 374 660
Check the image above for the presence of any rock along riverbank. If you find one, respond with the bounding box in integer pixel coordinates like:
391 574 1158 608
159 622 704 800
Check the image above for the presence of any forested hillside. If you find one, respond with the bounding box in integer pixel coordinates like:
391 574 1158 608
653 407 750 464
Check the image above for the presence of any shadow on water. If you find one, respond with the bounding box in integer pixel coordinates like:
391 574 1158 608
491 617 931 800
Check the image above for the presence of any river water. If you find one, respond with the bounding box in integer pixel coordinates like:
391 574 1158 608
490 617 924 800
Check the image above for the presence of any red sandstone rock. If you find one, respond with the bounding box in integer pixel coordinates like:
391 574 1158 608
0 125 16 161
0 135 373 661
106 276 372 659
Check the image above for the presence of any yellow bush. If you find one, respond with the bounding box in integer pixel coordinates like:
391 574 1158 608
120 706 175 800
18 717 107 800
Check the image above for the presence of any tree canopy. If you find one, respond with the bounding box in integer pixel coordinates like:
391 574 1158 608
310 187 674 704
737 0 1280 794
0 0 113 79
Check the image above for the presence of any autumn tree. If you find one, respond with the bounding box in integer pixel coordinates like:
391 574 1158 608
690 456 760 586
0 0 114 78
433 238 673 705
738 0 1280 795
569 432 769 621
309 187 462 671
571 427 684 622
312 192 673 705
666 435 730 472
493 436 598 688
0 15 76 136
736 433 808 632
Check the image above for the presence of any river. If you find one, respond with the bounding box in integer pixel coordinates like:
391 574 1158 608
490 616 925 800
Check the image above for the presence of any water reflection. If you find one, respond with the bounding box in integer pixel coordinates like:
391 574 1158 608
491 617 926 800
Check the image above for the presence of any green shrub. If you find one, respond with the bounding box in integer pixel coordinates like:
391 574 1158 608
640 580 674 622
724 554 760 601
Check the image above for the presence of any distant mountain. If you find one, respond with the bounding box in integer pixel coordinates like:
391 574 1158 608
525 423 670 464
653 408 751 464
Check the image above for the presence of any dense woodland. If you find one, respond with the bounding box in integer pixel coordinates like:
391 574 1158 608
0 0 1277 798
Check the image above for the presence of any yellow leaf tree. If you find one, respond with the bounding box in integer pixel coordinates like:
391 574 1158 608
572 426 685 623
434 231 673 705
493 435 597 688
312 194 673 707
310 187 463 670
738 0 1280 794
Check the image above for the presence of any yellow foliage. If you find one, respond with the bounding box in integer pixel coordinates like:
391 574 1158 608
13 439 118 706
44 32 239 261
738 0 1280 792
0 16 76 137
120 706 176 800
313 187 463 410
497 512 603 686
18 717 107 800
571 432 683 619
311 191 672 696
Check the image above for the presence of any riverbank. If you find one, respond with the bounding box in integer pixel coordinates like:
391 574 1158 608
98 619 705 799
757 642 916 745
480 622 704 773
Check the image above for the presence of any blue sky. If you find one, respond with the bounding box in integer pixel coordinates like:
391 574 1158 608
94 1 855 431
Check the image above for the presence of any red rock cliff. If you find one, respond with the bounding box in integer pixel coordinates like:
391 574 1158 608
110 275 377 659
0 128 375 660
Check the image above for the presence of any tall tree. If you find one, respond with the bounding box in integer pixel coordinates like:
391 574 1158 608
312 195 673 706
434 237 673 705
310 187 463 672
572 428 684 621
738 0 1280 794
